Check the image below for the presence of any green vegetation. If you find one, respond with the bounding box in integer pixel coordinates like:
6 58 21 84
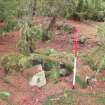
0 90 12 105
83 47 105 72
1 0 105 37
17 21 44 55
44 90 105 105
97 97 105 105
36 0 105 21
98 22 105 46
0 54 23 73
0 0 18 36
82 22 105 73
51 68 60 83
76 75 87 88
0 49 74 75
43 92 75 105
0 90 11 103
0 0 17 22
60 25 75 33
0 53 34 73
0 91 11 98
1 1 105 105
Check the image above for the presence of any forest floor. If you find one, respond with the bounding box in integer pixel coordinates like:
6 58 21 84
0 17 105 105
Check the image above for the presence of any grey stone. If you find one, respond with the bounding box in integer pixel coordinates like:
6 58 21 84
59 68 68 76
29 70 46 87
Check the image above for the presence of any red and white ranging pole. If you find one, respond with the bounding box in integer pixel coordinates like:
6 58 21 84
72 28 79 89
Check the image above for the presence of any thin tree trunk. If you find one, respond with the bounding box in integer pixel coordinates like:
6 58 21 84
46 16 56 31
43 16 56 41
32 0 36 16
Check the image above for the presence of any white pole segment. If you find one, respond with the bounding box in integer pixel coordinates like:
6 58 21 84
73 57 77 86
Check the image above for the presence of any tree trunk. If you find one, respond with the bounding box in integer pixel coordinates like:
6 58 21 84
42 16 56 41
46 16 56 31
32 0 36 16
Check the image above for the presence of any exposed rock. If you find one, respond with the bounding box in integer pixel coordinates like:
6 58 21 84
78 34 87 44
86 75 97 87
22 64 46 87
59 68 67 76
29 70 46 87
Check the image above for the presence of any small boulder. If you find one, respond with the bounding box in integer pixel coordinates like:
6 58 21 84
22 64 47 87
59 68 67 76
78 34 87 44
29 70 46 87
86 75 97 87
